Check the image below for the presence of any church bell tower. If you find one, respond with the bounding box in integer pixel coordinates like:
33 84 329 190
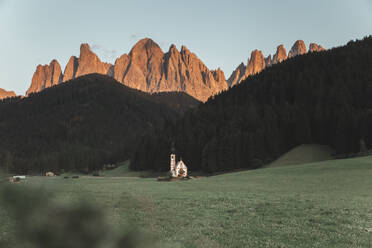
170 154 176 176
170 141 176 177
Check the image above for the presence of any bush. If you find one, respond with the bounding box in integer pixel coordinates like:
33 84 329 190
0 185 153 248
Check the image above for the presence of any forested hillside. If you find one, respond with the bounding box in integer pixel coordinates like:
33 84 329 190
0 74 199 173
131 36 372 173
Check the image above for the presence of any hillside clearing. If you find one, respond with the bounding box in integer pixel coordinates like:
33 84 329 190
267 144 334 168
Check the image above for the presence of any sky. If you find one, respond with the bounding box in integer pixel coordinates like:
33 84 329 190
0 0 372 95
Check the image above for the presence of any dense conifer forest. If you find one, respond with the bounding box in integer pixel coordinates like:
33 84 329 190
131 36 372 173
0 74 199 173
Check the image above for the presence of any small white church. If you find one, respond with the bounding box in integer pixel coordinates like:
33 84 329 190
170 153 188 178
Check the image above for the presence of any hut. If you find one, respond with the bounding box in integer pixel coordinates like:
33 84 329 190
45 172 55 177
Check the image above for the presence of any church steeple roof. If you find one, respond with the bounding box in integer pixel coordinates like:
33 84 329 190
171 141 176 153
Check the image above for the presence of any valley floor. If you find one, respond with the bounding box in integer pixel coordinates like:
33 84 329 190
1 156 372 247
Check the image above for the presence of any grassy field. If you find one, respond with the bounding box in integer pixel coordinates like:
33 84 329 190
267 144 334 168
100 160 156 178
1 156 372 247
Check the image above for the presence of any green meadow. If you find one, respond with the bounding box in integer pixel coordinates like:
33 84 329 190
266 144 335 168
1 155 372 247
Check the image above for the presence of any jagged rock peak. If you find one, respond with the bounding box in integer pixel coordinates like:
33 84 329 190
75 43 112 78
169 44 177 51
113 53 130 83
130 38 163 56
228 49 266 88
227 63 246 87
309 43 325 52
265 55 272 67
63 56 78 82
168 44 182 56
288 40 307 58
272 44 287 64
26 59 62 96
238 62 246 69
122 38 164 92
0 88 16 100
181 45 190 53
246 50 266 76
80 43 92 55
211 68 226 82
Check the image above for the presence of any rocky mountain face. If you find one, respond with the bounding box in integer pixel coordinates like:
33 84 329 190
227 40 324 87
272 45 287 64
309 43 325 52
228 50 266 87
227 63 246 87
62 44 113 82
27 39 227 102
288 40 307 58
0 88 16 100
113 39 228 102
26 60 63 95
62 56 78 82
245 50 266 76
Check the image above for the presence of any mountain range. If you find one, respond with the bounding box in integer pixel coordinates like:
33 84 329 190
227 40 324 87
23 38 323 102
26 39 228 102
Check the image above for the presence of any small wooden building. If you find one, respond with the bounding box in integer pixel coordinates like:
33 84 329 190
45 172 55 177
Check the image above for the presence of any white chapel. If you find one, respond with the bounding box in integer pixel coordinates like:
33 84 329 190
170 153 188 178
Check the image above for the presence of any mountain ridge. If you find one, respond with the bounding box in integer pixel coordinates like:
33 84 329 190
26 39 228 102
26 38 324 101
227 40 324 87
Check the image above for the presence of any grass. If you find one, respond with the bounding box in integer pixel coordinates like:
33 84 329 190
267 144 334 168
1 156 372 247
85 160 158 178
99 160 155 177
100 160 132 177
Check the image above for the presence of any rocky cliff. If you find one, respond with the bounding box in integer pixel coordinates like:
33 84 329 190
227 63 246 87
288 40 307 58
227 50 266 87
0 88 16 100
62 44 113 83
245 50 266 76
63 56 78 82
113 39 228 101
272 44 287 64
27 39 227 102
26 60 62 95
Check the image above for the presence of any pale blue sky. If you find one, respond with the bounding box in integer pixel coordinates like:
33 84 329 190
1 0 371 95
